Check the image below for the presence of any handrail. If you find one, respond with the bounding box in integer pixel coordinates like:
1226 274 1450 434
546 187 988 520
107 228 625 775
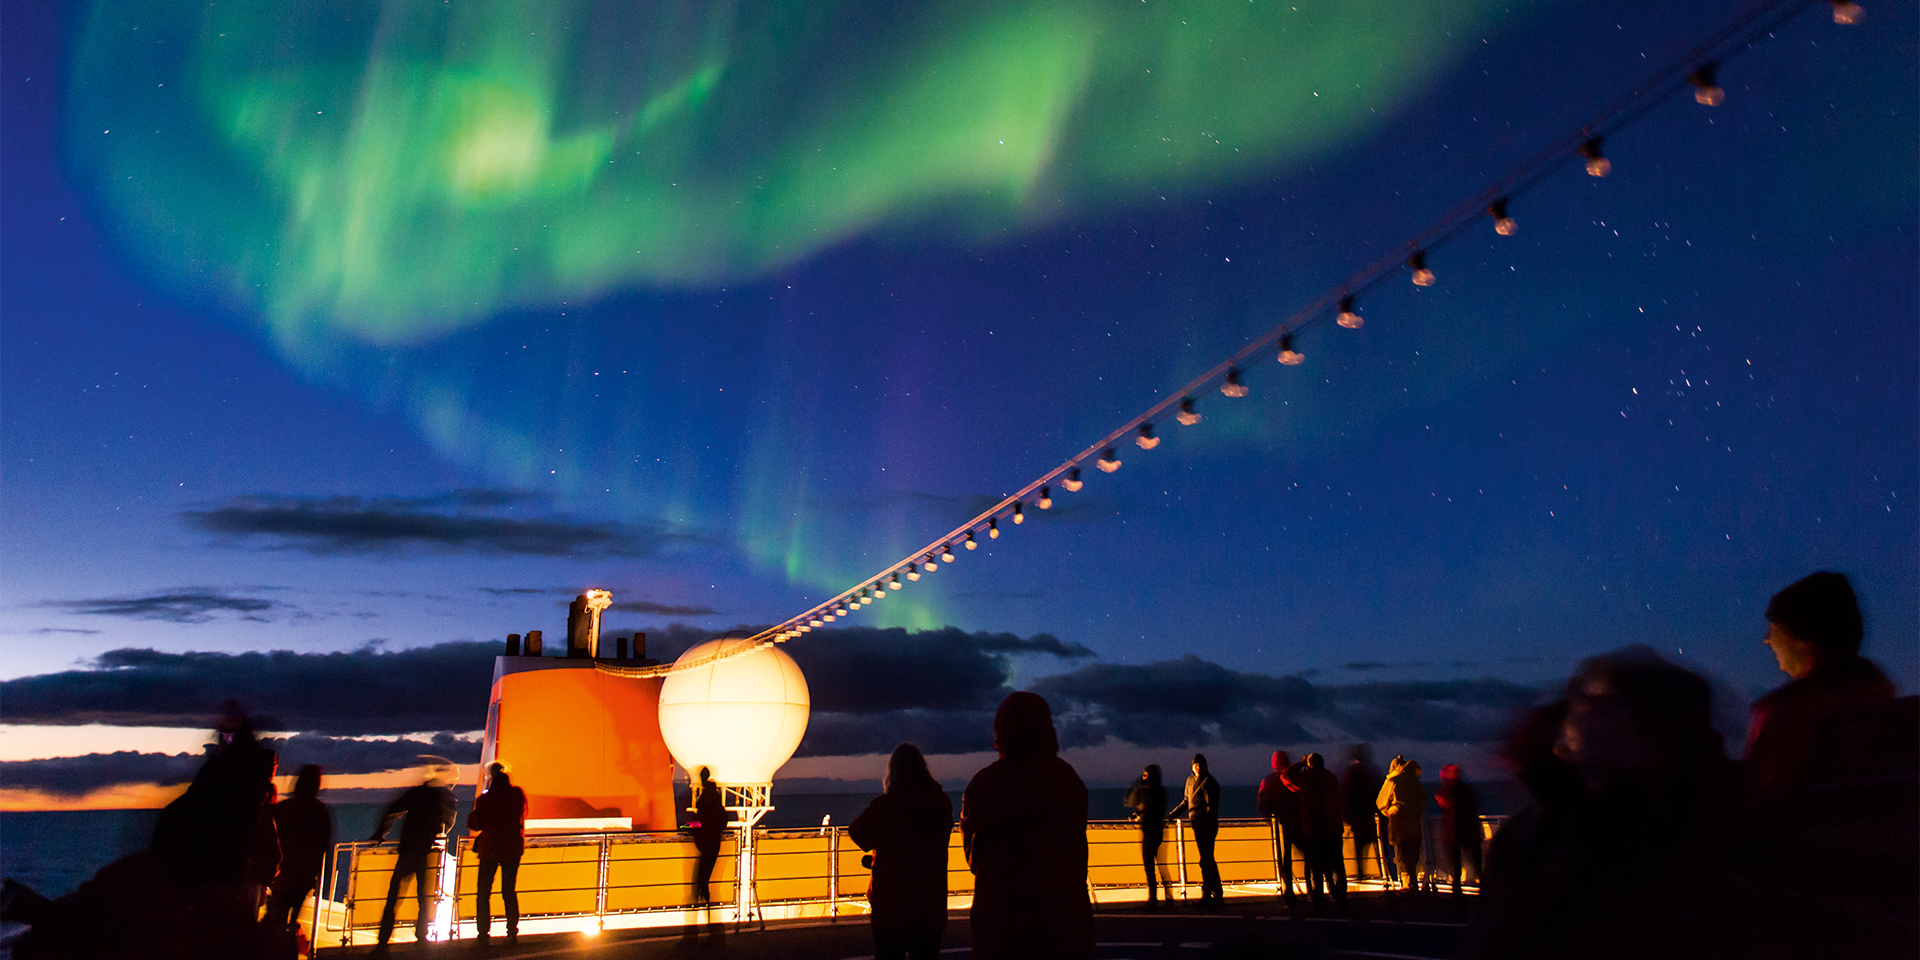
314 816 1505 949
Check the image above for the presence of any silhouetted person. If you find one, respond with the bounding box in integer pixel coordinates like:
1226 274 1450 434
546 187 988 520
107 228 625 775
1377 756 1427 891
687 766 727 907
1342 744 1389 882
1170 754 1223 905
960 691 1092 960
1256 751 1300 905
369 772 455 953
9 703 286 959
1746 571 1895 797
1461 647 1736 960
1433 763 1481 899
266 764 332 934
1124 764 1169 904
468 762 526 944
851 743 954 960
1282 752 1345 913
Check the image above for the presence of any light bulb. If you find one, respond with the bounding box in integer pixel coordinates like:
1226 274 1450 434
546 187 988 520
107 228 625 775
822 613 834 622
1689 65 1724 106
966 531 978 550
799 624 811 633
809 618 823 627
1277 333 1305 366
907 563 920 581
988 518 1000 539
1062 467 1084 492
1136 423 1160 449
1830 0 1862 24
1013 502 1025 523
890 572 903 589
1097 448 1122 473
1220 368 1249 398
941 544 956 562
1409 251 1435 287
1336 295 1363 329
923 554 937 572
873 584 885 599
1177 397 1202 425
1038 486 1053 509
1581 138 1610 178
860 590 872 605
1489 200 1517 237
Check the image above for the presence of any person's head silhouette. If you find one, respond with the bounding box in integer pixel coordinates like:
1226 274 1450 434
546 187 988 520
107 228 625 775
487 762 513 791
1142 764 1161 786
991 691 1059 759
291 764 322 799
884 742 935 793
1304 752 1325 770
1764 571 1864 679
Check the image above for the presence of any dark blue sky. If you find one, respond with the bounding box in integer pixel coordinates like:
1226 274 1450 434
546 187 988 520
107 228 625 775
2 0 1914 767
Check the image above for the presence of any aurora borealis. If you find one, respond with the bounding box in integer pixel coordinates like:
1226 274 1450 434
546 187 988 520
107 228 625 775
2 0 1915 801
68 0 1500 342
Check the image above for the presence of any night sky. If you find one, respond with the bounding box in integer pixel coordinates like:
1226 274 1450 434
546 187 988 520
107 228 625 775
2 0 1914 803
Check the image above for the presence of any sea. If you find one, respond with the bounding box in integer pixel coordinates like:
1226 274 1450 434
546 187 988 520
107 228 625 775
1 784 1525 900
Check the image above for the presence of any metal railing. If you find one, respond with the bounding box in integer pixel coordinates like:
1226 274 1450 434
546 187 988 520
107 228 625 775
308 816 1506 949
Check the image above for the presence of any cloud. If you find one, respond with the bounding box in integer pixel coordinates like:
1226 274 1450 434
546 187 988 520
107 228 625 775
41 588 288 624
0 643 503 735
0 733 482 799
179 492 694 556
1032 655 1544 749
606 600 718 616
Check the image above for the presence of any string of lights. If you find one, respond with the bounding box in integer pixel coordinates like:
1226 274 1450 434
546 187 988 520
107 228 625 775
604 0 1864 679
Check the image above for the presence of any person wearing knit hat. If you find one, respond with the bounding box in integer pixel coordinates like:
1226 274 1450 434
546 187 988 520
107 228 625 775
1746 571 1894 795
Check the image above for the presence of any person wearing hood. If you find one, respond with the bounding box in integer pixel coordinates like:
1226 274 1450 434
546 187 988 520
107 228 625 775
1376 757 1427 891
1746 571 1895 797
687 766 728 908
960 692 1092 960
1171 754 1223 906
1255 751 1300 905
1123 765 1169 904
1433 763 1481 899
1282 752 1346 913
851 743 954 960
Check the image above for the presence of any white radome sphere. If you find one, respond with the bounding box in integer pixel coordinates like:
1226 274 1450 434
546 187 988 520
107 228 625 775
658 638 810 786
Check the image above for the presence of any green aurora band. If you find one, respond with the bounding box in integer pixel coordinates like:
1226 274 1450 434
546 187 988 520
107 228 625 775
66 0 1509 624
70 0 1502 348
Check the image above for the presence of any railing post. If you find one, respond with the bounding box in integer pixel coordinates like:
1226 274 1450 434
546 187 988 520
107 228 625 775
341 844 358 951
827 826 840 919
595 836 612 932
1175 820 1189 900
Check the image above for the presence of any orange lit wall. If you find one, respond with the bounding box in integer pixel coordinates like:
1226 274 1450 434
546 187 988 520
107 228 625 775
482 659 678 829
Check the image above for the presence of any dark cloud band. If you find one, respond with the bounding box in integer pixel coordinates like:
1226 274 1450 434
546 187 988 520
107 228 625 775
178 491 693 556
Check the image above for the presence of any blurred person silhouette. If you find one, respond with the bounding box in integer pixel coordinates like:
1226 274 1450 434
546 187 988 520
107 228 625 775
368 762 456 955
960 691 1092 960
266 764 332 937
1123 764 1169 904
1256 751 1301 906
1434 763 1481 900
8 702 288 959
1169 754 1223 905
687 766 728 908
468 762 527 945
1342 744 1390 883
1376 757 1427 892
1282 752 1346 914
1746 571 1895 796
1461 646 1736 960
851 743 954 960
